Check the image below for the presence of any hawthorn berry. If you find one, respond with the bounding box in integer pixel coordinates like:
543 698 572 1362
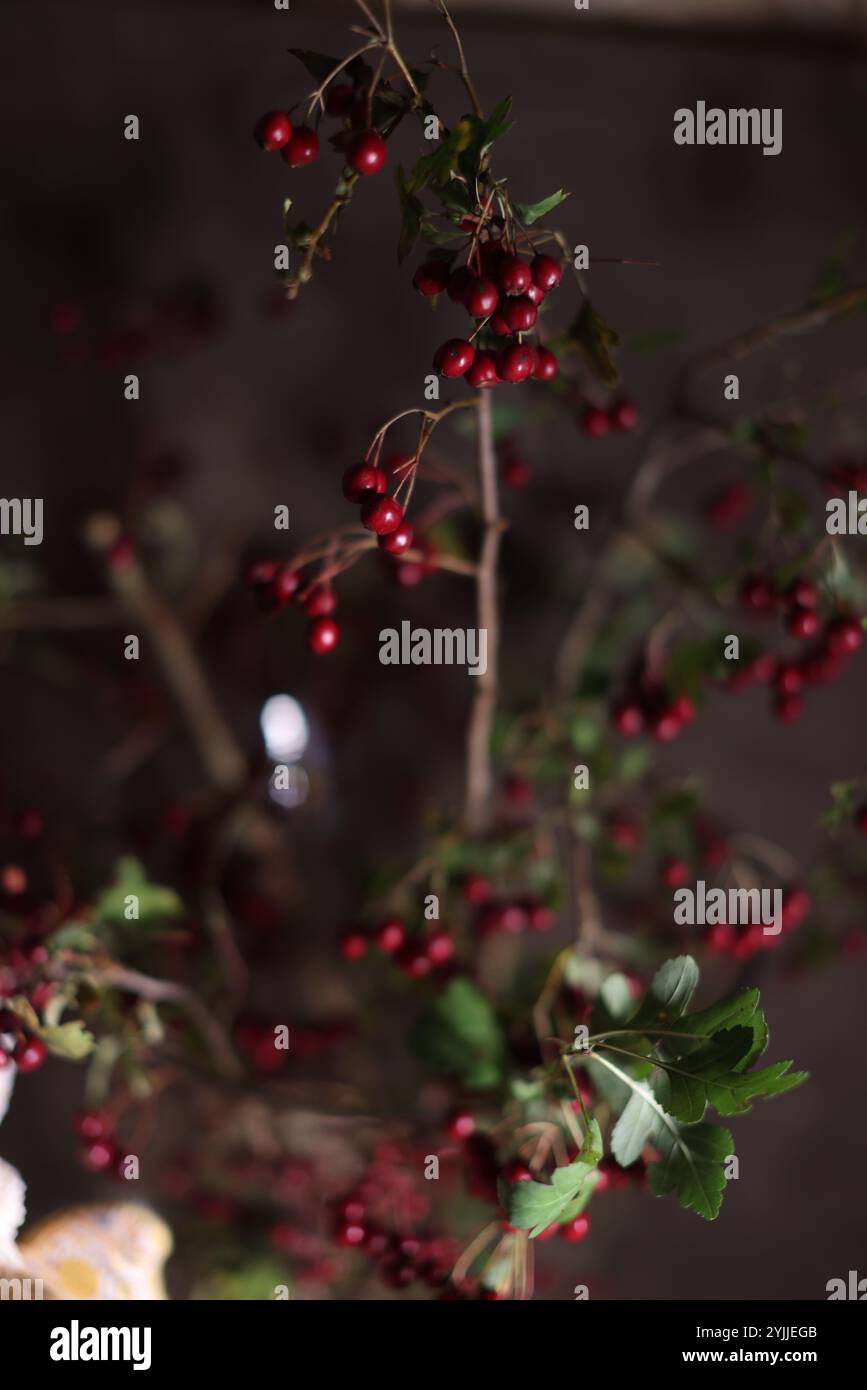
740 575 776 612
445 1110 475 1141
774 662 803 696
502 455 530 487
446 267 474 304
611 700 644 736
533 347 558 381
81 1137 119 1172
413 260 450 297
502 296 538 333
609 397 638 431
498 255 532 296
434 339 476 379
307 617 340 654
462 874 492 905
774 693 803 723
282 125 320 168
347 130 387 176
303 585 337 618
255 111 292 152
581 406 610 438
340 928 368 961
530 253 562 292
13 1037 47 1073
787 606 819 640
501 1161 533 1183
342 462 386 502
467 351 500 389
525 902 555 932
650 707 682 742
465 278 499 318
379 522 414 555
560 1212 591 1242
272 565 301 607
607 815 639 851
334 1220 367 1248
374 919 406 953
826 615 863 655
489 309 511 336
788 578 817 608
496 344 535 384
660 857 690 889
397 945 433 980
360 495 404 535
74 1110 112 1140
425 930 455 965
524 281 546 306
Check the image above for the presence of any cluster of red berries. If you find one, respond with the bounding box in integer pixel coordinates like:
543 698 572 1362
0 927 53 1074
328 1188 457 1291
579 397 638 438
458 872 554 934
245 560 340 654
72 1109 126 1174
415 245 562 388
340 917 455 980
702 887 811 960
342 458 413 553
0 1011 48 1074
234 1016 349 1075
254 85 387 177
705 481 753 530
610 689 696 743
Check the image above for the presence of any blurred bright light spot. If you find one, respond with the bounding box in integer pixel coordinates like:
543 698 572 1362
269 763 310 809
260 694 309 763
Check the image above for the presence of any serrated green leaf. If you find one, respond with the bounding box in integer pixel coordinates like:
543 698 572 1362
287 49 344 83
501 1119 602 1236
629 955 699 1029
652 1026 805 1123
411 977 506 1090
648 1121 734 1221
513 189 569 225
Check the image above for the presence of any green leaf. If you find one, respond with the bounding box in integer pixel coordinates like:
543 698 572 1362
568 300 620 385
652 1027 806 1123
648 1121 734 1221
411 978 507 1090
670 987 767 1065
501 1119 602 1236
628 955 699 1029
287 49 344 83
395 165 423 263
477 96 514 155
3 996 94 1061
513 189 569 226
95 856 183 933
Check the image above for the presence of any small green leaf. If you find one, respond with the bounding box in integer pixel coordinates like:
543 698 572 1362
513 189 569 225
501 1119 602 1236
629 955 699 1028
95 857 183 933
411 978 507 1090
287 49 345 83
40 1019 95 1061
652 1027 806 1123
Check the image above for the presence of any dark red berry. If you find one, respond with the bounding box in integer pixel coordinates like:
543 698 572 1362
462 874 492 905
774 661 803 696
413 260 450 297
303 585 336 618
272 565 301 606
609 398 638 431
498 255 532 296
502 296 538 333
374 919 406 953
81 1137 119 1172
348 130 387 175
560 1212 591 1243
787 606 819 640
397 945 433 980
582 406 610 438
13 1037 47 1073
465 278 499 318
434 338 476 379
307 617 340 654
445 1110 475 1141
379 521 414 555
740 575 776 612
466 350 499 389
788 578 817 608
526 902 555 932
334 1219 367 1248
607 816 639 851
255 111 292 152
826 615 863 655
282 126 319 168
360 495 404 535
774 693 803 723
339 929 368 961
533 347 558 381
74 1110 112 1140
342 462 386 502
426 930 455 965
660 857 690 889
650 708 682 742
502 455 530 487
531 254 562 292
611 701 644 736
496 344 535 384
524 281 546 306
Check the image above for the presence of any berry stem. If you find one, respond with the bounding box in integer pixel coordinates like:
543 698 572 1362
431 0 484 119
464 388 501 833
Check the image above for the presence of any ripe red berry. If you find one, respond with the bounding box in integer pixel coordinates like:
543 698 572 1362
339 929 368 961
348 130 387 176
526 902 555 932
307 617 340 654
467 350 499 389
465 278 499 318
670 693 696 724
342 462 386 502
560 1212 591 1243
303 585 337 617
271 565 301 607
774 693 803 723
74 1110 112 1140
360 495 404 535
81 1137 119 1172
426 930 455 965
255 111 292 152
826 615 863 655
496 344 536 384
325 83 355 117
533 347 558 381
740 575 776 612
502 296 538 333
524 281 546 306
660 857 690 889
611 700 644 735
607 815 639 851
413 260 450 297
282 125 320 168
13 1037 47 1073
531 254 562 292
498 255 532 296
774 661 803 696
374 919 406 953
434 338 476 379
379 521 414 555
334 1219 367 1248
502 455 530 488
501 1161 533 1183
397 945 433 980
788 578 817 608
489 309 511 336
650 708 682 742
787 605 819 640
581 406 610 438
609 398 638 431
462 874 492 905
445 1110 475 1141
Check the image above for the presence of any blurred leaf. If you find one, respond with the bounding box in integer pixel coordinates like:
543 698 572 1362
95 857 183 933
500 1118 602 1236
567 300 620 385
395 165 423 262
625 329 683 355
411 978 507 1090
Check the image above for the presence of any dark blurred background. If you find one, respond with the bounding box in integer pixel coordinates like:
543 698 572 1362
1 0 866 1299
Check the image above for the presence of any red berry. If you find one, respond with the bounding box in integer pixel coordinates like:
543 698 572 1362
13 1037 47 1073
526 902 555 932
307 617 340 654
740 575 776 612
465 278 499 318
255 111 292 152
706 482 753 530
774 661 803 696
434 339 476 379
342 462 386 502
374 919 406 953
787 605 819 640
498 255 532 296
502 296 538 333
501 1161 533 1183
650 708 681 742
282 125 319 168
670 693 696 724
611 701 644 736
826 615 863 654
531 254 562 292
660 857 690 889
348 130 387 176
788 578 817 608
303 585 337 617
533 347 558 381
489 309 511 336
462 875 492 905
413 260 450 297
581 406 610 438
334 1220 367 1248
74 1110 112 1140
397 945 433 980
504 774 532 805
560 1212 591 1243
502 455 530 488
81 1137 119 1172
325 83 355 117
496 344 535 384
466 351 500 389
339 929 368 961
271 565 301 607
445 1110 475 1141
426 930 455 965
379 522 414 555
609 398 638 431
524 282 546 306
360 495 404 535
774 693 803 723
607 816 639 851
